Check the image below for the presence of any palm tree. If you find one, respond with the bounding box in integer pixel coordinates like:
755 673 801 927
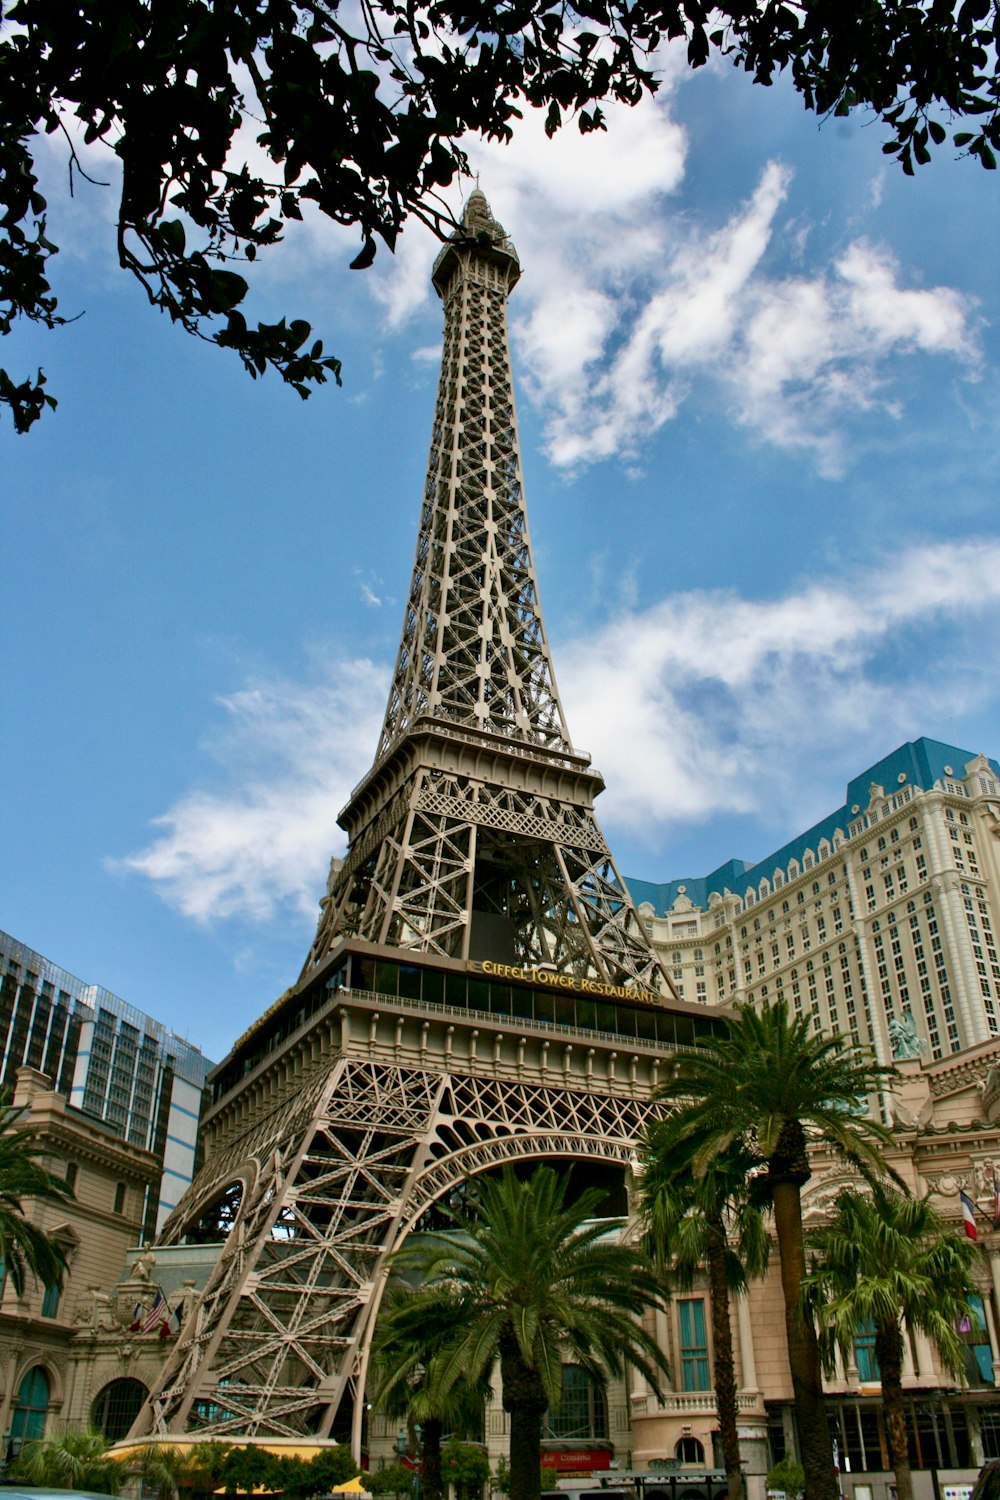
390 1165 670 1500
130 1442 196 1500
9 1426 122 1493
372 1281 488 1500
654 997 896 1500
802 1183 981 1500
0 1090 73 1295
639 1117 770 1500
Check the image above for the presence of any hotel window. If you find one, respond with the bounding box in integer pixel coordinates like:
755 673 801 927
41 1284 60 1319
544 1364 609 1439
678 1298 711 1391
854 1318 879 1382
11 1365 49 1444
960 1294 995 1387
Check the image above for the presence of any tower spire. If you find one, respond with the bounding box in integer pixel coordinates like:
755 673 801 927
376 189 566 758
304 189 669 993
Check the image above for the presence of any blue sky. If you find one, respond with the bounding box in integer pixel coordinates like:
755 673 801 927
3 43 999 1064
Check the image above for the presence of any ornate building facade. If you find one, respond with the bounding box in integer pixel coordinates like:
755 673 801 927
0 936 212 1456
627 737 1000 1063
620 739 1000 1497
0 930 212 1234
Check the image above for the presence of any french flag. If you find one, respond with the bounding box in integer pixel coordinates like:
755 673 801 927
960 1191 979 1241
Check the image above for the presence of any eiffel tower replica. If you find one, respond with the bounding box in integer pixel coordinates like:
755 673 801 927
134 191 717 1457
303 190 663 986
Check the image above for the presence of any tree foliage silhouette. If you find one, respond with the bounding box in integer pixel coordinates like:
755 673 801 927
3 0 998 430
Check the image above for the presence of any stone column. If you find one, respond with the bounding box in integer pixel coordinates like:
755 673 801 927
988 1248 1000 1385
737 1293 759 1394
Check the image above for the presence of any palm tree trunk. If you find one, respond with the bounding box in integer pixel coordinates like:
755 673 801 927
422 1415 444 1500
500 1330 546 1500
770 1172 837 1500
705 1212 745 1500
875 1321 913 1500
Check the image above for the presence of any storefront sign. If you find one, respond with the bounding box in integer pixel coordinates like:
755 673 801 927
541 1448 614 1474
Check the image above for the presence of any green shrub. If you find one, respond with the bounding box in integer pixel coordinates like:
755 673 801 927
765 1457 805 1497
367 1463 416 1498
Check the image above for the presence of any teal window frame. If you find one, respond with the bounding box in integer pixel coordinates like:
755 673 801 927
678 1298 711 1392
854 1317 879 1382
960 1293 994 1386
11 1365 49 1444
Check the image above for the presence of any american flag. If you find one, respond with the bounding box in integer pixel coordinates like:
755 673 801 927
142 1288 166 1333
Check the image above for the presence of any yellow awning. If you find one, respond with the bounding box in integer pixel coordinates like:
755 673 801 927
211 1486 368 1498
109 1437 351 1465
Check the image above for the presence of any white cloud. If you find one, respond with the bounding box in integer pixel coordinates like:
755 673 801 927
502 160 980 475
116 660 386 924
362 95 978 476
26 38 981 481
121 540 1000 925
724 237 979 473
365 74 689 358
559 538 1000 839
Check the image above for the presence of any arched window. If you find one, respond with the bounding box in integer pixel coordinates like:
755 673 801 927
11 1366 49 1446
185 1181 244 1244
91 1377 149 1443
675 1436 705 1464
543 1364 608 1439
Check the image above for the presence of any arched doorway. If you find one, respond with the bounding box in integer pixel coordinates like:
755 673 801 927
10 1366 50 1450
92 1378 149 1443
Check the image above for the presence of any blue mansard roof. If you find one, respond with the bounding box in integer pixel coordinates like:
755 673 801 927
625 737 1000 917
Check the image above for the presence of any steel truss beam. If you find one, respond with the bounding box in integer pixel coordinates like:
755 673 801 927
300 192 672 997
137 1000 671 1450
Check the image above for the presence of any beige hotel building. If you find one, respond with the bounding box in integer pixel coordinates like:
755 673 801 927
614 736 1000 1497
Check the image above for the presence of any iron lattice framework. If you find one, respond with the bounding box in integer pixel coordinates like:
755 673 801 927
303 190 666 993
139 987 676 1452
131 193 690 1455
